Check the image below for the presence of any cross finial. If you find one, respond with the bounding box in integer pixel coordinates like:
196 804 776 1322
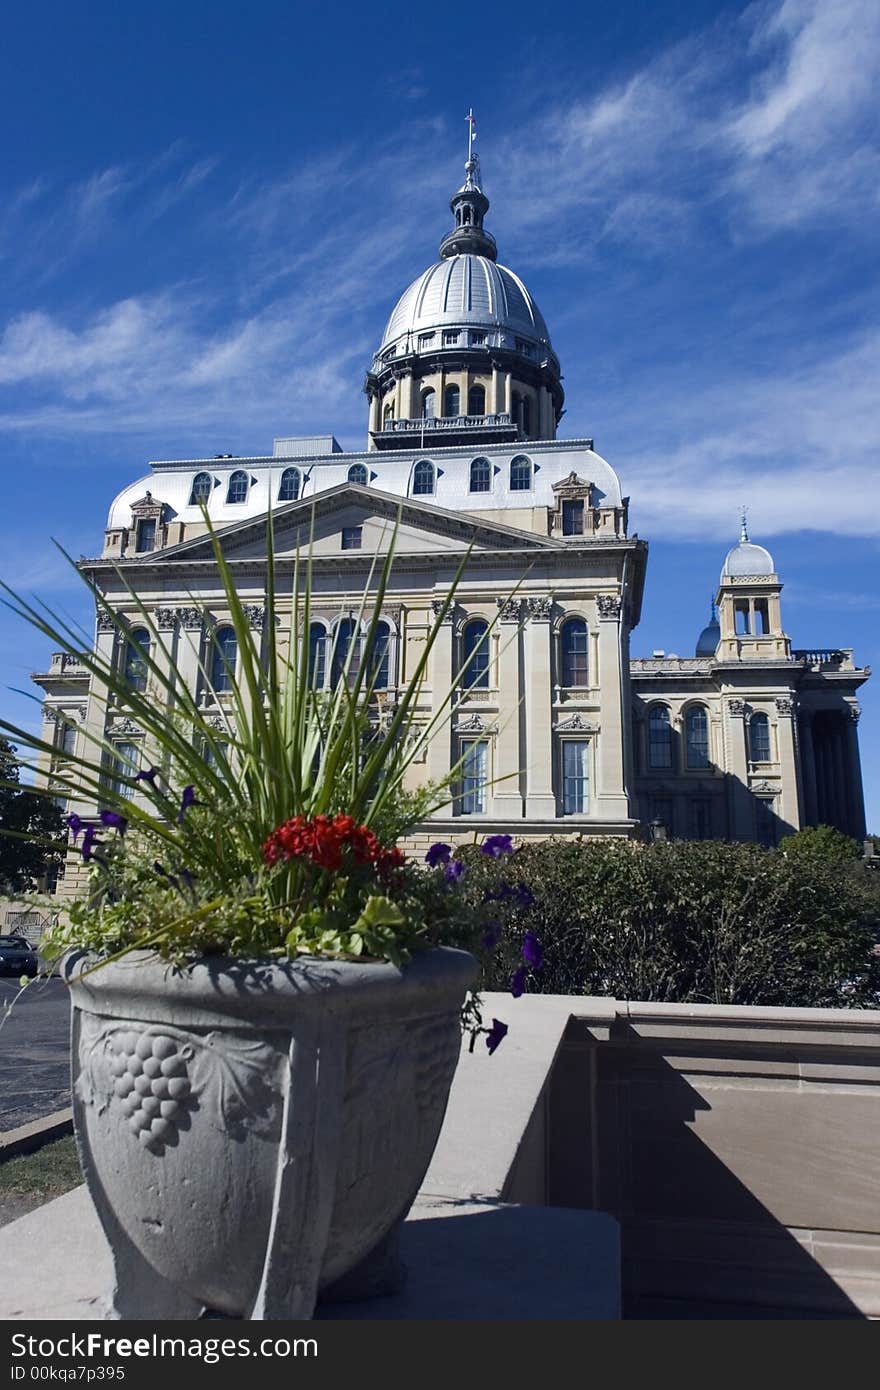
740 506 749 543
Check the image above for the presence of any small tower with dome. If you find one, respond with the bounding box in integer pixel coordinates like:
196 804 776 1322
364 118 563 450
714 513 790 662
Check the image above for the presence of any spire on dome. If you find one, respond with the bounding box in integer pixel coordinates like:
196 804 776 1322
439 110 497 261
740 507 749 543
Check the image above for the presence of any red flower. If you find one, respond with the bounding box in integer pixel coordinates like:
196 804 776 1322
262 814 404 878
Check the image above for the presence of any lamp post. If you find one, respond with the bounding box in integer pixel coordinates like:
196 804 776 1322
649 818 667 843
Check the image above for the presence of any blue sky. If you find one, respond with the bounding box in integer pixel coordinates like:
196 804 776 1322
0 0 877 826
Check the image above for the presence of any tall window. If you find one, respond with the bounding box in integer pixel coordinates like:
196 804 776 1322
468 384 485 416
510 455 532 491
189 472 213 506
444 384 460 417
460 740 488 814
562 740 590 814
462 620 489 690
561 619 589 687
383 402 394 424
278 467 301 502
469 457 491 493
749 712 771 762
211 627 238 693
367 621 391 689
203 740 230 774
685 706 710 769
330 618 360 688
690 799 712 840
111 742 139 799
135 518 156 553
421 388 436 418
562 499 584 535
412 460 435 495
756 796 777 846
124 628 150 692
347 464 368 486
308 623 326 689
60 722 77 758
648 706 673 769
226 470 249 504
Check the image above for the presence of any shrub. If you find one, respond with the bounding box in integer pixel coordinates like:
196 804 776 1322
781 825 863 864
460 838 880 1008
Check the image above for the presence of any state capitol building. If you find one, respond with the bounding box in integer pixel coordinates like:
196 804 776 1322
35 136 869 893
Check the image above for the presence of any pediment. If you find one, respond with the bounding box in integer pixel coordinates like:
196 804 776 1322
137 484 554 564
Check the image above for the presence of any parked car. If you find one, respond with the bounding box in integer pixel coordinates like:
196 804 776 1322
0 935 39 977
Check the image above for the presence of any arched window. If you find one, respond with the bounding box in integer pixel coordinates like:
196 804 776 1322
561 619 589 687
421 388 436 419
211 627 238 693
383 402 394 424
685 706 710 768
348 464 368 486
367 621 392 689
648 706 673 769
330 618 360 689
749 712 771 762
412 460 435 496
278 467 301 502
462 619 489 690
226 470 249 504
124 628 150 692
444 384 460 417
468 384 485 416
510 455 532 491
189 471 213 506
308 623 326 689
469 457 491 493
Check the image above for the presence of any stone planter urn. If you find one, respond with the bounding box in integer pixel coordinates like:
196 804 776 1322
64 945 476 1320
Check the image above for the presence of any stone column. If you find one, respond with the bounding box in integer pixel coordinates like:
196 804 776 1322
798 709 818 826
426 601 454 815
724 697 752 840
539 386 551 440
68 616 117 820
504 372 512 416
832 717 849 835
174 608 205 706
524 597 556 820
773 697 800 832
491 362 502 414
845 706 867 840
493 599 524 819
368 393 380 434
594 595 630 821
403 373 417 421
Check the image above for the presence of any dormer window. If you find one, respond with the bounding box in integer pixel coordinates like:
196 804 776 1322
341 526 363 550
382 347 396 361
443 331 459 346
348 464 368 486
562 499 584 535
226 470 249 504
189 472 213 506
515 339 534 358
471 332 486 346
418 333 434 349
135 518 156 553
278 467 301 502
469 458 491 493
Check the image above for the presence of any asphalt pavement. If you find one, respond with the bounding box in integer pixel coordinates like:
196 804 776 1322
0 978 71 1132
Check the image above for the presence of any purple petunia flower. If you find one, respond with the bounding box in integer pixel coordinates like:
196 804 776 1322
513 882 535 908
81 826 101 863
485 1018 508 1055
65 813 83 844
510 965 528 998
425 842 452 867
135 766 159 785
177 785 197 823
522 931 544 971
444 859 466 883
481 834 514 858
99 809 128 835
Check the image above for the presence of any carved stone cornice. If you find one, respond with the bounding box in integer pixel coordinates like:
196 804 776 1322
554 713 598 733
454 713 497 734
596 594 622 620
153 607 177 631
175 607 203 630
526 596 552 622
775 697 794 716
241 605 266 629
431 597 454 625
496 597 522 622
726 698 746 716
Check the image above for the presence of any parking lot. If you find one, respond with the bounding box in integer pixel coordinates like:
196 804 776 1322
0 977 70 1131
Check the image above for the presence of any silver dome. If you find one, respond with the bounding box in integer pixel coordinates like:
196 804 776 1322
696 618 721 656
721 539 776 580
377 255 552 360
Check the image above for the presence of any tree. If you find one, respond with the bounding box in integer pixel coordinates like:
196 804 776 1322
781 824 863 864
0 737 64 895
